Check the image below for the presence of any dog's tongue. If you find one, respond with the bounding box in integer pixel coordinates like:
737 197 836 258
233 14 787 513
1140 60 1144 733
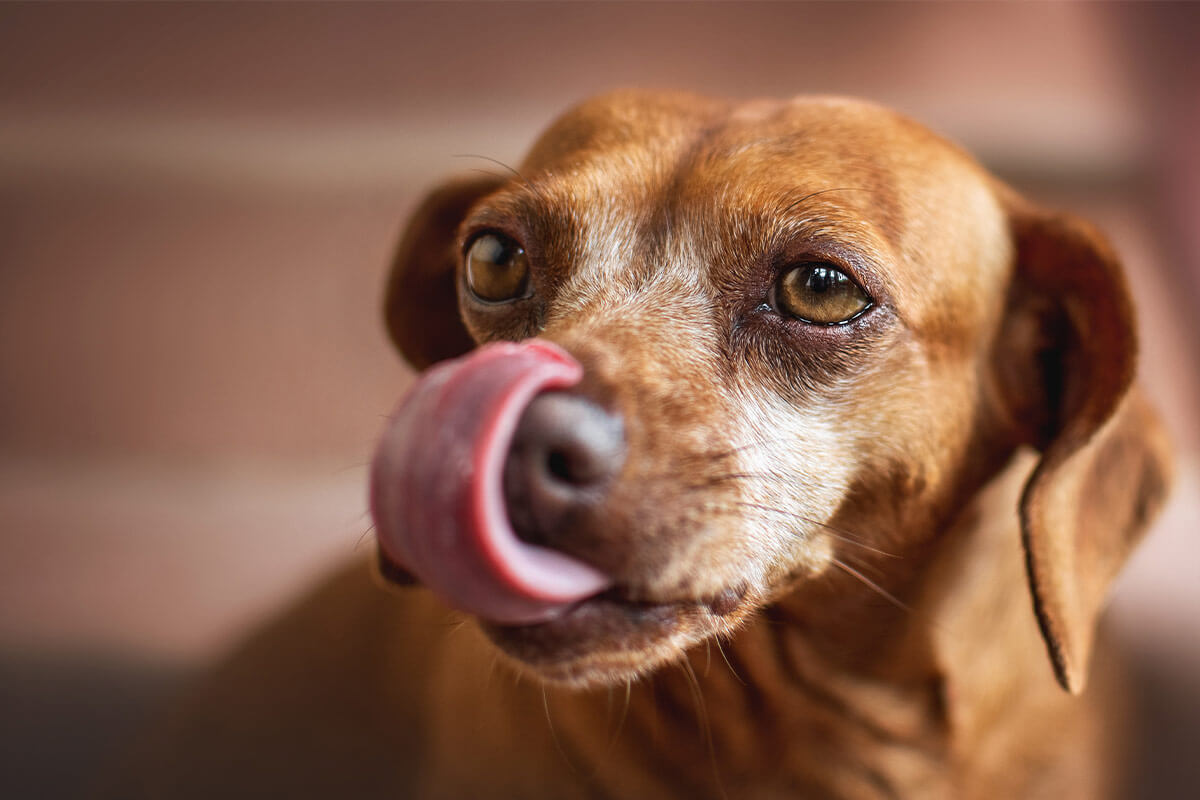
370 340 613 625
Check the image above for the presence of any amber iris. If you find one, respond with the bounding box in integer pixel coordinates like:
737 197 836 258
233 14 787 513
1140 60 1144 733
465 233 530 302
774 263 872 325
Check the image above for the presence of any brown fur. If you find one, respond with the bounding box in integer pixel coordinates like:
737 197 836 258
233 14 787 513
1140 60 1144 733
106 91 1171 799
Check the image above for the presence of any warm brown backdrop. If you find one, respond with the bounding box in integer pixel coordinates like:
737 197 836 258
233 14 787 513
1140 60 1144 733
1 2 1197 796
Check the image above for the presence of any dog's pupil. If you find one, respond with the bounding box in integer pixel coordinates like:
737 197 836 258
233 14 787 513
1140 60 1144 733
807 266 836 294
546 449 573 482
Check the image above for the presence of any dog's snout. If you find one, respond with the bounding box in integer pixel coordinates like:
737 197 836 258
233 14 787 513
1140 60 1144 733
503 392 625 546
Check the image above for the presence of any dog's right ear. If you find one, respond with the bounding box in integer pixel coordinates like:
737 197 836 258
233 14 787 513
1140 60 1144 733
384 176 505 369
993 193 1173 694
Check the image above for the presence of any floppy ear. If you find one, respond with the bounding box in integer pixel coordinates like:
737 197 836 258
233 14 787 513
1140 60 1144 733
994 197 1173 694
374 176 504 588
384 176 505 369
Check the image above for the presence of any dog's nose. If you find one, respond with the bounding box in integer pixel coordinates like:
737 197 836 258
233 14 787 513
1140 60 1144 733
503 391 625 547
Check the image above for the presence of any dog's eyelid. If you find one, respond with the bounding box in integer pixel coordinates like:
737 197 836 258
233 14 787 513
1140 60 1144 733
458 182 561 250
460 221 527 256
769 232 855 276
770 246 876 294
767 225 894 299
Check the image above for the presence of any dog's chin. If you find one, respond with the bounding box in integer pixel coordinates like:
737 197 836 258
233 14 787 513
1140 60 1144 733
479 589 750 688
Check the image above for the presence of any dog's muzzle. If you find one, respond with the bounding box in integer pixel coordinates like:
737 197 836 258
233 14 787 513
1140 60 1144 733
369 340 618 625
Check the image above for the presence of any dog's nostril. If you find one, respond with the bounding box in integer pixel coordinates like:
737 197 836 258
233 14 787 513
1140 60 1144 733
543 437 615 487
504 391 625 543
545 448 577 485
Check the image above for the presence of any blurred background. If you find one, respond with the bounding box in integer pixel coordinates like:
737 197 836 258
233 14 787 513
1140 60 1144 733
1 2 1197 796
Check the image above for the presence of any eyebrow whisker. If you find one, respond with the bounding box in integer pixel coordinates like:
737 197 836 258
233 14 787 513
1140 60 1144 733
453 153 528 185
779 186 872 217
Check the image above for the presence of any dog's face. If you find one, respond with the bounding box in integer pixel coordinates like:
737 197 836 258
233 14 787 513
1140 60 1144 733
374 91 1168 691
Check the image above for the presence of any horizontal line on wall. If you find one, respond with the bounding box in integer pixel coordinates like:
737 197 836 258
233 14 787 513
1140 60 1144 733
0 107 1146 194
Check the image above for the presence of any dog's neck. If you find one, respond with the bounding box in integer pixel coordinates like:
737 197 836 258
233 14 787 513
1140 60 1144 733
416 451 1116 798
559 451 1092 798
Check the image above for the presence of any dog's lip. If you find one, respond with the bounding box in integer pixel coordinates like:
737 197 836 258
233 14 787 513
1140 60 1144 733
597 583 749 617
478 582 751 681
375 545 419 586
373 544 753 624
488 581 749 630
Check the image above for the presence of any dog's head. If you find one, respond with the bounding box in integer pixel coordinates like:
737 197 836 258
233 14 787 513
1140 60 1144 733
371 91 1170 692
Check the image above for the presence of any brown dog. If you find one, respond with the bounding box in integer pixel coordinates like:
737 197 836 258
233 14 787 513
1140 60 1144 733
112 91 1171 799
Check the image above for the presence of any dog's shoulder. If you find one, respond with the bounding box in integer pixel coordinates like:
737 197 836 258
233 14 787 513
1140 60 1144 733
100 561 439 798
103 563 598 799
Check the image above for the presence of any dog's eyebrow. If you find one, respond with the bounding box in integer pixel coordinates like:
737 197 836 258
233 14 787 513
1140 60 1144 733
460 185 549 232
763 192 879 253
465 170 578 220
776 186 873 217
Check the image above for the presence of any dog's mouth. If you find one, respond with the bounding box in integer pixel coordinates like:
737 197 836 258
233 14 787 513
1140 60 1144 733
374 538 751 684
369 340 754 683
475 581 750 684
370 340 628 622
374 540 751 685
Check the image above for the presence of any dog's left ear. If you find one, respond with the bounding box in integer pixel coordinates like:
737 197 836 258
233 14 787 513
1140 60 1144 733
993 194 1173 694
384 176 505 370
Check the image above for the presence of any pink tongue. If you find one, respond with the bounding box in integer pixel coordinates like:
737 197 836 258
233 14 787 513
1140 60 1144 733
369 340 613 625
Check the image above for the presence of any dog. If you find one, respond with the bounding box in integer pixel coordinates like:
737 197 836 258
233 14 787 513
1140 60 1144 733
109 90 1171 799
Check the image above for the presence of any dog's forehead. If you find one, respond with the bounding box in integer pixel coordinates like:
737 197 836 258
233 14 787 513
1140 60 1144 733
523 92 984 210
509 92 1012 335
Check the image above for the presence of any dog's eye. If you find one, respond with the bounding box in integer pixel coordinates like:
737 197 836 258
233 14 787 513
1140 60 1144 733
773 263 872 325
465 233 531 303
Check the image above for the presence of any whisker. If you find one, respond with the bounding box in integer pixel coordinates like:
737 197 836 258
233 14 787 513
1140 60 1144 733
485 652 501 690
465 166 511 182
678 656 728 800
830 559 911 615
330 460 370 477
452 153 526 183
541 687 580 776
678 438 774 465
679 656 707 732
608 679 633 749
780 186 871 217
680 467 826 487
354 523 376 550
512 662 528 690
734 501 899 559
681 471 778 491
677 467 842 492
713 637 745 686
